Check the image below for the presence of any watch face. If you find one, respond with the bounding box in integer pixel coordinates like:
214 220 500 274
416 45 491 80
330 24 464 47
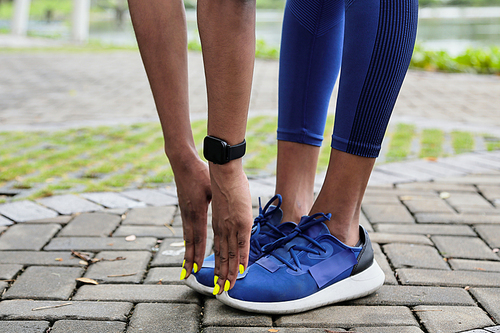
203 136 228 164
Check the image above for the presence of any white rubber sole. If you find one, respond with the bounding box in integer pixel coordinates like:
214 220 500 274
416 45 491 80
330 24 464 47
184 274 214 297
217 260 385 314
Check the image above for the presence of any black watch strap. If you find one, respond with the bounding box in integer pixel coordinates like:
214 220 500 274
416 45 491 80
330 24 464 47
203 135 246 165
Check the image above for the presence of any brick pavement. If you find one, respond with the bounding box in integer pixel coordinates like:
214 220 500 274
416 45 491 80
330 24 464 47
0 157 500 332
2 44 500 332
1 51 500 136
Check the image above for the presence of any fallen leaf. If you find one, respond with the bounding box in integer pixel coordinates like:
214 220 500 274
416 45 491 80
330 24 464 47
400 196 413 201
439 192 451 199
107 243 114 246
125 235 136 242
464 286 470 291
75 277 99 285
170 241 184 247
107 272 137 277
493 248 499 253
54 258 63 261
164 224 176 235
79 260 88 266
268 329 279 333
32 303 72 311
424 156 438 162
71 250 92 262
475 267 485 271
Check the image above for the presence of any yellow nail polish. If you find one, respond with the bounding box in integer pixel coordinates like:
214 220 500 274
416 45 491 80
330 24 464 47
224 280 230 292
182 260 185 268
193 263 199 273
212 284 220 295
239 264 244 275
179 268 186 280
214 275 218 285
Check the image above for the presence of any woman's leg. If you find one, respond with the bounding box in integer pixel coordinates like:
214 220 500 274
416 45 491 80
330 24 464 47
275 0 345 223
310 0 418 245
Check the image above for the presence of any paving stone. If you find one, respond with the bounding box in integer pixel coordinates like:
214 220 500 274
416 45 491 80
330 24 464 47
374 223 475 236
372 243 398 285
151 237 213 267
0 224 61 250
403 199 455 214
478 185 500 204
204 328 346 333
0 226 6 234
453 206 500 214
51 320 126 333
121 189 178 206
84 251 150 283
73 284 200 303
203 298 273 327
396 182 477 193
0 215 13 226
3 266 83 300
347 285 474 306
0 264 23 279
122 206 176 225
81 192 146 208
445 193 494 209
397 268 500 287
485 326 500 333
362 204 414 223
368 169 415 185
475 225 500 248
127 303 200 333
438 174 500 185
0 300 132 321
0 321 50 333
350 327 424 333
102 207 129 215
470 288 500 323
432 236 499 260
383 243 449 269
0 251 91 266
414 305 494 333
415 213 500 224
36 194 103 215
448 259 500 272
249 180 275 208
460 330 490 333
113 225 183 239
362 194 401 205
44 237 157 251
275 306 418 328
365 188 437 197
144 267 183 284
375 163 435 182
368 233 433 245
58 212 121 237
26 215 73 224
0 200 58 222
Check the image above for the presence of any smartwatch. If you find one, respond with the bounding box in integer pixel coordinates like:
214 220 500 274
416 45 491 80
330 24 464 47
203 135 246 165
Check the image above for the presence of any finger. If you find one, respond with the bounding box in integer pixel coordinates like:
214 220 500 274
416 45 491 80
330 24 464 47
212 214 221 284
214 234 229 296
237 225 251 276
225 229 241 290
180 212 195 280
192 213 208 274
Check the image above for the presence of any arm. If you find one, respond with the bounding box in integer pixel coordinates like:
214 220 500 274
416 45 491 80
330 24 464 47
128 0 212 280
197 0 256 294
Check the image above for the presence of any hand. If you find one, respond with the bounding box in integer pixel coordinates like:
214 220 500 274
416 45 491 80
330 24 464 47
210 160 253 295
174 158 212 281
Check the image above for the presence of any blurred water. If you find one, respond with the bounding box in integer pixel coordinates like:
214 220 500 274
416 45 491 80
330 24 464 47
2 7 499 54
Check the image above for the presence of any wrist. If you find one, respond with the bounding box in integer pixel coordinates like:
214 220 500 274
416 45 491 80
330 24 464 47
166 146 203 174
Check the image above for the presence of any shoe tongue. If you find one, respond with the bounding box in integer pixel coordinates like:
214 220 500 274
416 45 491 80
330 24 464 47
299 216 331 239
265 205 283 227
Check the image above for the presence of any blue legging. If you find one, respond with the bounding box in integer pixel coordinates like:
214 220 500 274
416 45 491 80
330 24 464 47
277 0 418 158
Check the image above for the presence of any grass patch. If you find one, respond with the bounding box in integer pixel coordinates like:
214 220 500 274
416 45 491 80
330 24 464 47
451 131 475 154
419 129 445 159
483 135 500 151
385 124 416 162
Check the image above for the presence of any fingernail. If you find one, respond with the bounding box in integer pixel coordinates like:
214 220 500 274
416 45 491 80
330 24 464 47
214 275 218 285
212 284 220 295
179 268 186 280
239 264 244 274
182 260 185 268
193 263 199 273
224 280 230 292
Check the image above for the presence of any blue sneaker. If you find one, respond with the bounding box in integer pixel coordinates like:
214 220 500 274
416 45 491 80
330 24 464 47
185 194 296 295
217 213 384 314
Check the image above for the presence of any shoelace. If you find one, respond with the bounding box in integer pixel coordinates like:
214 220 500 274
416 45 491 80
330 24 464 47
261 212 332 271
249 194 286 259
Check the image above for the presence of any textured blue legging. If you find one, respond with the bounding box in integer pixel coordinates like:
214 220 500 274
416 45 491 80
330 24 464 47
277 0 419 158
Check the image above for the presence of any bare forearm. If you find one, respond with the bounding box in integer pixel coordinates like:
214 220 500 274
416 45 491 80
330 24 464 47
197 0 256 146
128 0 197 166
